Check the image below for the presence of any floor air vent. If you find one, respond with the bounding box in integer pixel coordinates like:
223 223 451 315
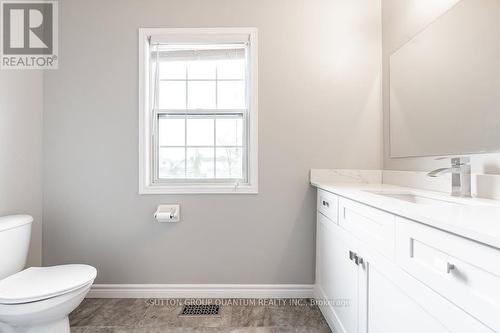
179 304 221 317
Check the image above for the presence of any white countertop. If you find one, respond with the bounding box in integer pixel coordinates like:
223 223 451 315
311 181 500 250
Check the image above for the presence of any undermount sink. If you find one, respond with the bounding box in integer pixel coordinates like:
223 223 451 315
364 191 461 206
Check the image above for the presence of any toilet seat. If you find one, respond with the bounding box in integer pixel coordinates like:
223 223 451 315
0 264 97 304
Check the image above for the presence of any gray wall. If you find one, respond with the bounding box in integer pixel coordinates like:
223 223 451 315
43 0 382 284
382 0 500 174
0 71 43 267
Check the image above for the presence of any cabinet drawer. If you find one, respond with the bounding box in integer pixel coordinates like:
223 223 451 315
364 244 494 333
317 189 338 223
396 217 500 331
339 198 395 259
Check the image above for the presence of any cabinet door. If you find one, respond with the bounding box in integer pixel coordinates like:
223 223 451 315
316 212 326 292
317 212 359 333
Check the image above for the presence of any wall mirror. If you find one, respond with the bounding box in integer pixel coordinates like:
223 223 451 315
390 0 500 158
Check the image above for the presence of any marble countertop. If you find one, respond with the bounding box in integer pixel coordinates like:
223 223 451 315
311 181 500 250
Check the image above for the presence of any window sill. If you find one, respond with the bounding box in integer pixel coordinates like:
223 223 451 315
139 183 258 194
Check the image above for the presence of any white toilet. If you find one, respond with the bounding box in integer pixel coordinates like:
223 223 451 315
0 215 96 333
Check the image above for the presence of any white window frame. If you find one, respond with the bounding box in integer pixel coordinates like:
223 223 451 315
138 27 258 194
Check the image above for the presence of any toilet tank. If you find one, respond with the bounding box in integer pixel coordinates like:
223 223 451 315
0 215 32 280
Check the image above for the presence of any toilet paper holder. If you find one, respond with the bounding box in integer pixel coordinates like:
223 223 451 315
154 204 180 223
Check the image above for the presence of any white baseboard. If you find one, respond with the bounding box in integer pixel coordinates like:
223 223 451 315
87 284 314 299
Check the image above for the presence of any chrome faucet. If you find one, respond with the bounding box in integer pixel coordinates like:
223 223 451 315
427 157 471 197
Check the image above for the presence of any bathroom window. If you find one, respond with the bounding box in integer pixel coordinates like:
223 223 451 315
139 28 258 194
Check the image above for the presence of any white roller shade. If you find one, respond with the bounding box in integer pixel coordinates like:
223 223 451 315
151 45 246 62
149 32 250 45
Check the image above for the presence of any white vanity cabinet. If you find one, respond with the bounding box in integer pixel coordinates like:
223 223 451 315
315 189 497 333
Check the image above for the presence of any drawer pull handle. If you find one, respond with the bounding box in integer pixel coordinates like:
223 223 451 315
446 263 455 274
349 250 356 261
322 200 330 208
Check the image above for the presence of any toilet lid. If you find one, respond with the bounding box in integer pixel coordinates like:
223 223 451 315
0 264 97 304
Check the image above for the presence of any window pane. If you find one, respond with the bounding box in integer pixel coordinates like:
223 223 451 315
159 147 185 179
217 81 245 109
187 60 216 79
218 59 245 79
188 81 216 109
159 61 186 79
159 81 186 109
187 117 214 146
159 116 185 146
216 148 243 179
216 117 243 146
187 148 214 178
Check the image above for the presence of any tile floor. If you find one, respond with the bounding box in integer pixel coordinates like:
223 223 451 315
70 298 333 332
